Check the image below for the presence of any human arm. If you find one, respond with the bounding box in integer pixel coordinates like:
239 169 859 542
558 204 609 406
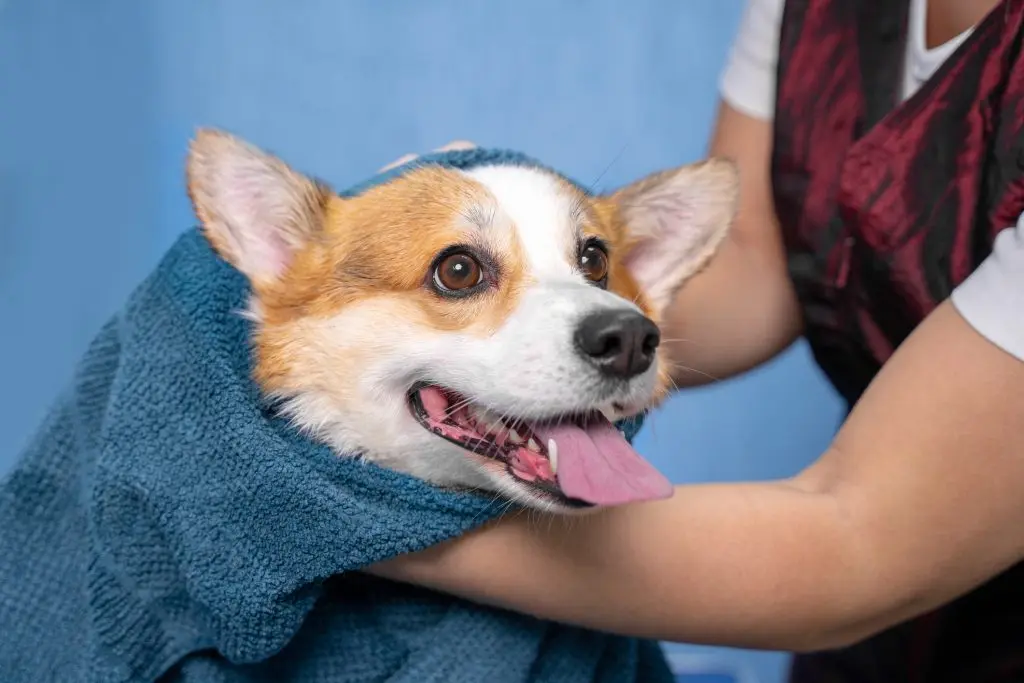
658 100 801 386
370 0 1024 649
371 42 1024 647
647 0 799 386
371 287 1024 652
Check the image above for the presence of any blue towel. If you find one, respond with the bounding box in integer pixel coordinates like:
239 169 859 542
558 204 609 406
0 148 671 683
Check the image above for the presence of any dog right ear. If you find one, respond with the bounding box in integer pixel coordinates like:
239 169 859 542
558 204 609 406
606 158 738 320
186 128 331 286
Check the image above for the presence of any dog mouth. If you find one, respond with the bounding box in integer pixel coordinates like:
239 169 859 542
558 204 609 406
407 384 674 508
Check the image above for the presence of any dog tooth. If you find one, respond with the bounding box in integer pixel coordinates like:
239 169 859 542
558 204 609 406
547 438 559 474
472 407 498 429
471 409 496 433
527 438 541 453
468 405 487 426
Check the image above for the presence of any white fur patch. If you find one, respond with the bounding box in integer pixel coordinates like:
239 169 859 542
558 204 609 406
462 165 582 281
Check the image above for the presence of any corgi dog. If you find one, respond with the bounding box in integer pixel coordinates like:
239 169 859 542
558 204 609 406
186 130 737 513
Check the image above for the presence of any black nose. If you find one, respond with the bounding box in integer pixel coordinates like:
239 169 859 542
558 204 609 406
574 309 661 379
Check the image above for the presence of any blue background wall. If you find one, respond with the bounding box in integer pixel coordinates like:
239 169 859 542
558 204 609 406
0 2 845 681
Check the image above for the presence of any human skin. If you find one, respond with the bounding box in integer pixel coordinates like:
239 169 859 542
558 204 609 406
366 2 1020 651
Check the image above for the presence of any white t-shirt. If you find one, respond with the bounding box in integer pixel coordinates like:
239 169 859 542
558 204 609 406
719 0 1024 362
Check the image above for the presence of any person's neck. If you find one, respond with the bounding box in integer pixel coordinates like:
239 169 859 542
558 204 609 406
924 0 1000 49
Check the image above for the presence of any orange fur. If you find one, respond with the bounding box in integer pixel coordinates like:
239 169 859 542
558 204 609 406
247 167 532 396
188 139 676 410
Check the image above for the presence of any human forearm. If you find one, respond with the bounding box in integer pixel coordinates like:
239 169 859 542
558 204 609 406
372 474 871 652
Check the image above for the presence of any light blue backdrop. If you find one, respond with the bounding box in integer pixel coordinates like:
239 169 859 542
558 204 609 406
0 2 845 681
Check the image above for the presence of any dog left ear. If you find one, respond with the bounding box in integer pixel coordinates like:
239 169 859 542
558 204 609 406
607 158 738 319
186 128 332 287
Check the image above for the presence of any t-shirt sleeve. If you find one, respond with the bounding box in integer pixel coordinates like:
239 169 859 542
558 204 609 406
951 213 1024 362
719 0 785 121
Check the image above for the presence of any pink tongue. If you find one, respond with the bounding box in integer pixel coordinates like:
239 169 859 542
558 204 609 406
531 417 674 506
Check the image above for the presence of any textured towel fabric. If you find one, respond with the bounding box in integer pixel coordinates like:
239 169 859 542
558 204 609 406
0 148 669 683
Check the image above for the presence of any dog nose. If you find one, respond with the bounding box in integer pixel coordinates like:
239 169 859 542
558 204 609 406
574 309 661 379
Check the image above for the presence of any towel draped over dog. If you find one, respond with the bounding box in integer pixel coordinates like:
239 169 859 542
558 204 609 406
0 149 671 683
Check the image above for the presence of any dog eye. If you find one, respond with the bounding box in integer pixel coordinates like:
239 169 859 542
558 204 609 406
579 242 609 285
433 251 483 292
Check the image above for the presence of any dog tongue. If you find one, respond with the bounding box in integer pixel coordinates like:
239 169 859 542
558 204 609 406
531 416 674 506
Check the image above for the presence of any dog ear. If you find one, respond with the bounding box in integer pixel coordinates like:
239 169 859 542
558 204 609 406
607 158 738 318
186 128 331 286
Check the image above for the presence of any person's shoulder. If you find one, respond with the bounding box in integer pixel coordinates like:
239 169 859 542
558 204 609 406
749 0 785 18
719 0 786 121
736 0 786 37
951 213 1024 362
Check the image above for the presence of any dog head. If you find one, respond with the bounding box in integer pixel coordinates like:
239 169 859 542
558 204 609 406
187 130 737 512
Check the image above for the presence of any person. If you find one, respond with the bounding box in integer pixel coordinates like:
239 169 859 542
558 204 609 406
369 0 1024 680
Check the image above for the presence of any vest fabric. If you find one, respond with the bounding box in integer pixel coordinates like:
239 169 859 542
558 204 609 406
774 0 1024 406
771 0 1024 679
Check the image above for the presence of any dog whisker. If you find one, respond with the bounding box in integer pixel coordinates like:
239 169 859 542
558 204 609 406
660 361 721 383
588 140 631 194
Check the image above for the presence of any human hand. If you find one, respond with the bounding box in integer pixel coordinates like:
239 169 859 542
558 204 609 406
379 140 478 172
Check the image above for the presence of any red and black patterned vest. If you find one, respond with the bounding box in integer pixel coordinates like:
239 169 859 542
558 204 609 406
773 0 1024 407
775 1 1024 680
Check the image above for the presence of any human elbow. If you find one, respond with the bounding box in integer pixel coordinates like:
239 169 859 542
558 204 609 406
783 620 882 654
